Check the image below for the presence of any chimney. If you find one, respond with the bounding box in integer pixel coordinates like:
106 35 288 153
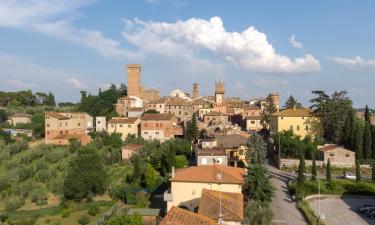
171 166 175 179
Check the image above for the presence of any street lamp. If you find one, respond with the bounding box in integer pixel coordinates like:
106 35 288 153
305 173 322 224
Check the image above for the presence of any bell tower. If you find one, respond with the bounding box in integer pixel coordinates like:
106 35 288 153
215 82 225 104
127 64 141 97
192 83 199 99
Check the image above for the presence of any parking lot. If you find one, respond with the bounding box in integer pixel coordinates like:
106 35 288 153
308 196 375 225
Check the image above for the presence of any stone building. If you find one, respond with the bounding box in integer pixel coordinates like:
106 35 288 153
165 98 192 122
115 96 143 116
245 116 262 131
146 97 170 114
107 117 140 140
170 89 191 101
95 116 106 132
243 105 262 117
7 112 31 126
203 111 229 125
140 86 160 103
318 144 355 167
140 113 183 141
192 83 199 99
122 143 142 160
212 82 227 113
127 64 141 97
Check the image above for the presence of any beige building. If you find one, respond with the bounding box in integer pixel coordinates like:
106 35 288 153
203 111 229 125
215 134 249 166
95 116 106 132
164 165 244 212
8 112 31 126
115 96 143 116
107 117 140 140
318 144 355 167
270 108 319 138
243 105 262 117
121 143 142 160
146 97 169 114
165 98 192 122
196 148 227 166
141 113 183 141
245 116 262 131
197 107 214 119
45 112 93 145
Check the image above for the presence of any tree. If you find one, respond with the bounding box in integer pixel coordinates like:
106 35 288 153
63 145 107 200
175 155 188 168
326 159 332 183
246 164 274 202
78 215 90 225
354 119 364 160
341 110 355 149
106 214 144 225
372 160 375 182
166 146 176 172
372 126 375 158
246 132 267 164
186 113 199 142
260 94 277 131
133 154 142 182
35 92 48 105
145 163 157 188
245 201 273 225
46 92 56 106
311 155 317 181
298 150 305 184
363 121 372 159
284 95 302 109
0 109 7 123
355 160 361 183
365 105 371 122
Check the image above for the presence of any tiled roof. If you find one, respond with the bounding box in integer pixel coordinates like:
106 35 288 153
166 98 191 106
141 113 174 121
318 144 339 152
171 164 245 184
215 134 248 149
244 105 261 110
197 148 226 156
198 189 243 222
122 143 142 151
271 108 315 117
245 116 261 120
160 206 217 225
108 117 139 124
148 97 170 104
45 112 69 120
11 112 31 118
203 111 228 117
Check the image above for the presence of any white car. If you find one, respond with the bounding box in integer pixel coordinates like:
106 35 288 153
345 173 356 180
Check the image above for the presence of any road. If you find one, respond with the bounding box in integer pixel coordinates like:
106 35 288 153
267 161 308 225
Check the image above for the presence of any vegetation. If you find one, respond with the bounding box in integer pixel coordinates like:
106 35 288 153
246 132 267 164
273 130 316 159
326 159 331 183
284 95 303 109
106 214 144 225
245 200 273 225
260 94 277 133
186 112 198 142
0 90 56 107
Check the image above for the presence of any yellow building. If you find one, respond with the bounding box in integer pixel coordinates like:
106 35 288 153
270 108 318 138
107 117 140 140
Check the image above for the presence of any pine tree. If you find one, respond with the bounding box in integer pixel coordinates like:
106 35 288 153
355 160 361 183
365 105 371 122
298 150 305 184
363 122 372 159
372 160 375 182
311 155 317 181
284 95 302 109
326 159 332 183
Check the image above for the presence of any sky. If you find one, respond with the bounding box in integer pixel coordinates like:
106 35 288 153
0 0 374 108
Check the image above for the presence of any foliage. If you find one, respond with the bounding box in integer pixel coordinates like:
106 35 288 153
297 201 324 225
356 160 361 183
275 130 317 159
175 155 188 168
298 150 305 185
145 163 158 188
88 203 100 216
0 109 7 122
372 160 375 182
363 119 372 159
246 132 267 164
64 145 107 200
106 214 144 225
326 159 331 183
246 164 274 202
186 112 199 142
78 215 90 225
0 90 55 107
61 208 70 218
311 156 317 181
245 200 273 225
260 94 277 131
132 154 142 182
341 110 356 150
354 119 364 160
284 95 303 109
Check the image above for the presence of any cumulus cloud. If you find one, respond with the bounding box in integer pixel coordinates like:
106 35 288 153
122 17 320 73
66 78 87 89
329 56 375 67
7 79 37 88
0 0 141 60
289 34 304 49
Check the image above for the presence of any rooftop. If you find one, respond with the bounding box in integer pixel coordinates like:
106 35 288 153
108 117 139 124
271 108 315 117
141 113 174 121
166 98 191 106
197 148 226 156
45 112 69 120
245 116 261 120
171 164 244 184
215 134 248 149
203 111 229 117
198 189 243 222
11 112 31 118
160 206 217 225
122 143 143 151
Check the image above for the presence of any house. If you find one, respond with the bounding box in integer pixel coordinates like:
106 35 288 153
164 165 245 212
198 189 243 225
160 206 216 225
318 144 355 167
95 116 106 132
146 97 169 114
170 89 191 101
45 112 93 145
115 96 143 116
8 112 31 126
243 105 262 117
122 143 142 160
141 113 183 142
270 107 319 138
203 111 229 125
107 117 140 140
127 107 144 118
215 134 249 166
245 116 262 131
196 148 228 166
165 98 192 122
198 107 214 120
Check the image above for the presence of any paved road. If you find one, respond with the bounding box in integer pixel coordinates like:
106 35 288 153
267 161 308 225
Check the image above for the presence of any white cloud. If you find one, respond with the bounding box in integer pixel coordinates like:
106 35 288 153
122 17 320 73
289 34 304 49
0 0 141 60
7 79 37 88
66 78 87 89
329 56 375 67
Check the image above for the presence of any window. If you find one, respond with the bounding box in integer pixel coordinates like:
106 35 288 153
60 131 63 134
160 123 163 128
179 111 181 115
47 124 50 127
297 125 300 131
346 154 350 157
330 153 334 157
65 131 68 134
156 123 159 128
119 124 123 128
144 131 148 134
156 132 159 135
251 121 255 124
128 125 131 128
305 125 309 131
252 112 254 115
77 123 80 126
281 117 284 120
47 131 49 135
302 117 305 120
111 124 114 128
97 121 100 124
59 122 62 127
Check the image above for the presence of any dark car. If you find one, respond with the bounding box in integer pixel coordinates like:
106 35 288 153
366 210 375 219
358 204 375 213
363 207 375 216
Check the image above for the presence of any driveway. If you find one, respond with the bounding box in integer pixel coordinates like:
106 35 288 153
308 196 375 225
267 161 308 225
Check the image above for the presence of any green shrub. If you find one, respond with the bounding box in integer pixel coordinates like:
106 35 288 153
61 208 70 218
88 203 100 216
175 155 188 168
30 188 48 204
35 170 51 182
5 197 25 211
78 215 90 225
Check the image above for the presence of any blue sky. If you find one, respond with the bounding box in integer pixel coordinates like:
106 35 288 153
0 0 374 108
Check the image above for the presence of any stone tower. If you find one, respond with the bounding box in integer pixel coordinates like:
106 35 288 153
269 92 280 111
215 82 225 104
127 64 141 97
192 83 199 99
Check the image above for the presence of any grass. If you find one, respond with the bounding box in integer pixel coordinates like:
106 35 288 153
282 165 372 178
298 201 326 225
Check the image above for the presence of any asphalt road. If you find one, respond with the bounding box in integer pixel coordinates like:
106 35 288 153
267 161 308 225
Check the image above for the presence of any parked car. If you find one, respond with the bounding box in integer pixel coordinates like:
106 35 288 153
358 204 375 213
344 172 356 180
366 209 375 219
363 207 375 216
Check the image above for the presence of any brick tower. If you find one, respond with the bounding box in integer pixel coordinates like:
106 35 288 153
192 83 199 99
269 92 280 111
127 64 141 97
215 82 225 104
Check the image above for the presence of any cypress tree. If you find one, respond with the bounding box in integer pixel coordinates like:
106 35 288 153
372 160 375 182
298 150 305 184
326 159 332 183
133 154 141 182
365 105 371 122
354 121 364 160
372 126 375 158
355 160 361 183
311 155 317 181
364 122 372 159
342 111 355 149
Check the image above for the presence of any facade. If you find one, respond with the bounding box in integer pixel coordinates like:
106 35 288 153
146 97 169 114
8 112 31 125
160 206 217 225
141 113 183 141
170 89 191 101
212 82 227 113
198 189 243 225
121 143 142 160
164 165 244 212
197 107 214 119
95 116 106 132
243 105 262 117
215 134 249 166
165 98 192 122
269 92 281 111
245 116 262 131
115 96 143 117
127 107 144 118
107 117 140 140
127 64 141 97
203 111 229 125
318 144 355 167
196 148 228 166
270 108 319 138
192 83 199 99
45 112 93 145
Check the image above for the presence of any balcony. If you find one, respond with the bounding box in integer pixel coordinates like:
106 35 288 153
163 188 173 202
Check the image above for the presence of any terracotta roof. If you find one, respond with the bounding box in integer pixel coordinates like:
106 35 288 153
141 113 174 121
271 108 315 117
128 107 144 112
203 111 228 117
318 144 339 152
166 98 191 106
108 117 139 124
148 97 170 104
198 189 243 222
245 116 261 120
11 112 31 118
215 134 248 149
160 206 217 225
197 148 226 156
122 143 142 151
244 105 261 110
171 164 244 184
45 112 69 120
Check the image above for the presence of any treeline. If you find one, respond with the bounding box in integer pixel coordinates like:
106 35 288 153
0 90 56 107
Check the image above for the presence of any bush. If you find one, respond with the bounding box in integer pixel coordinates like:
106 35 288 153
88 203 100 216
175 155 188 168
35 170 51 182
44 151 63 164
78 215 90 225
30 188 48 204
18 166 34 181
5 197 25 211
61 208 70 218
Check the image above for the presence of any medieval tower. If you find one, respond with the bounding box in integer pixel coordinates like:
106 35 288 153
192 83 199 99
126 64 141 97
215 81 225 104
269 92 280 111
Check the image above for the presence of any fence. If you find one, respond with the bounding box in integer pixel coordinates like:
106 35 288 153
91 201 128 225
